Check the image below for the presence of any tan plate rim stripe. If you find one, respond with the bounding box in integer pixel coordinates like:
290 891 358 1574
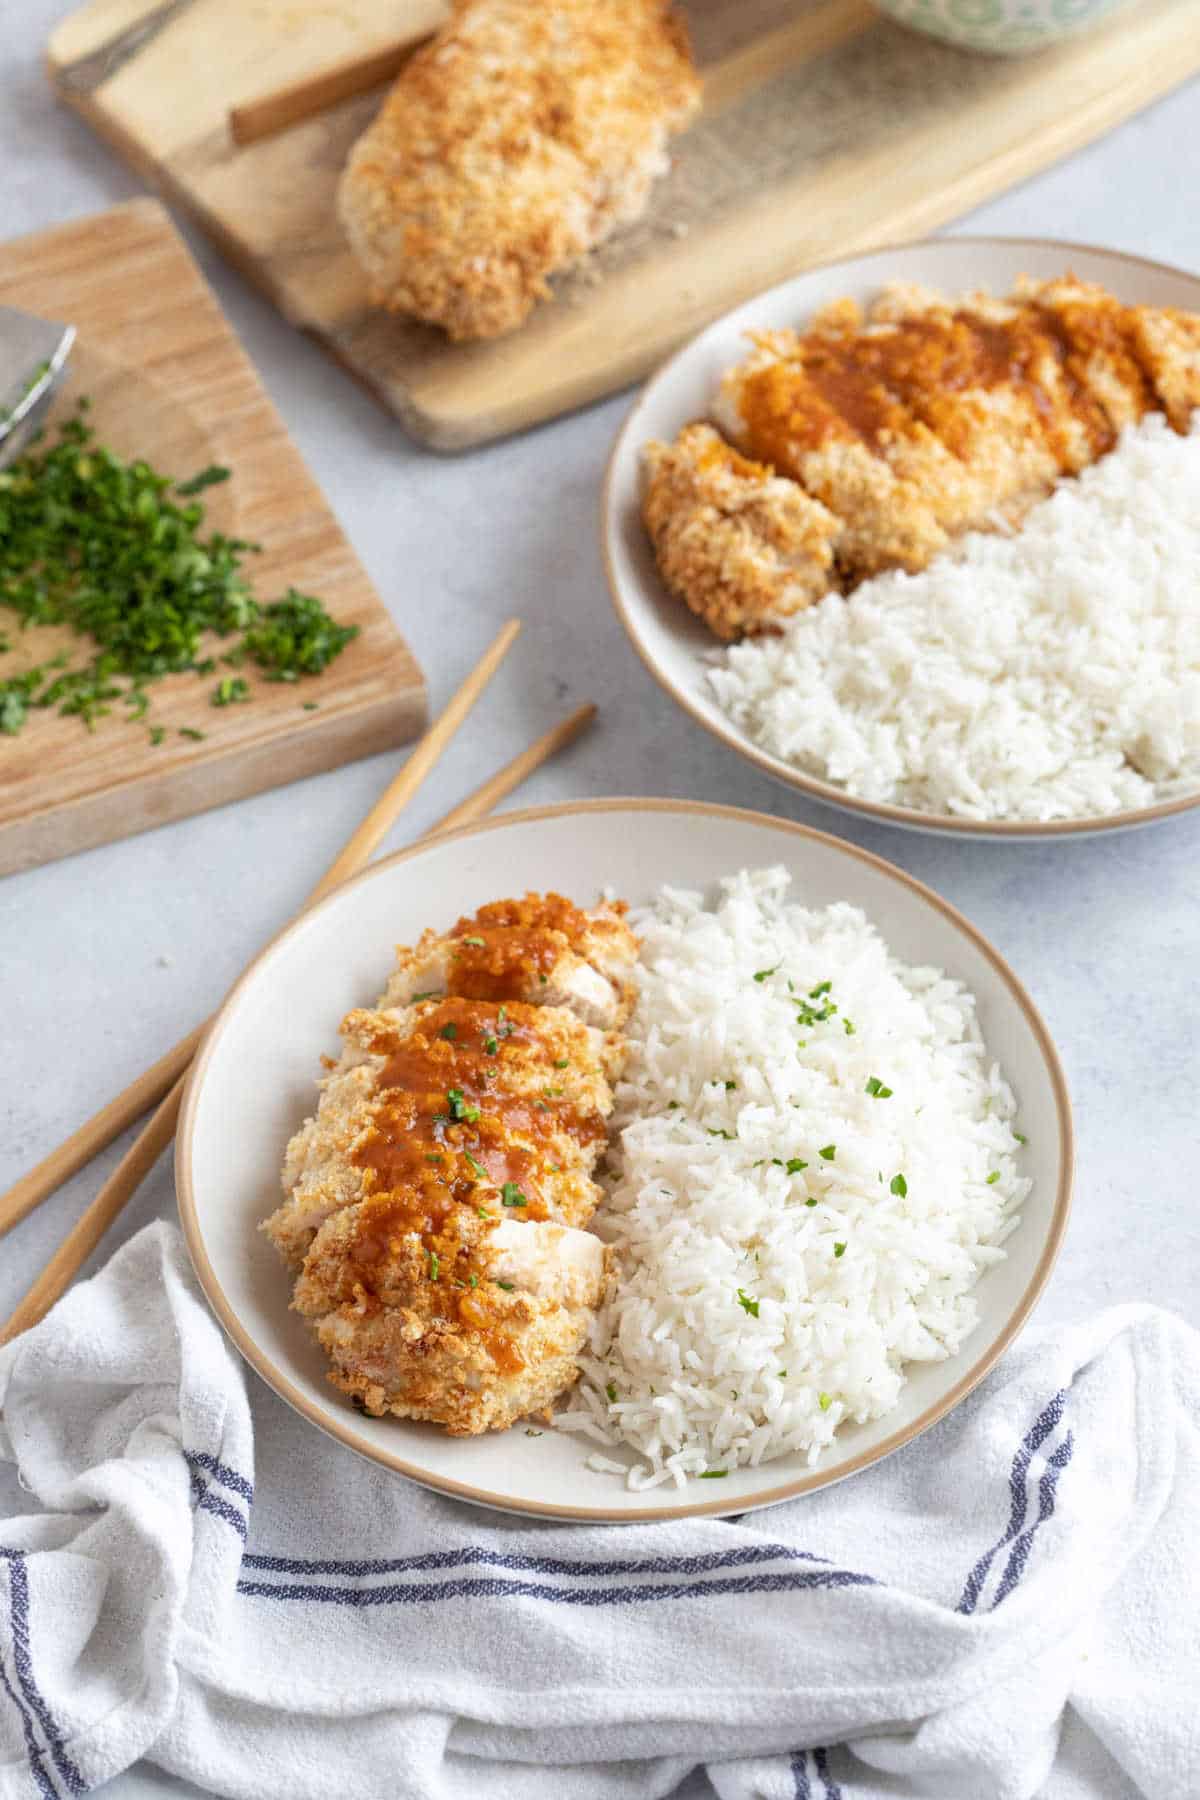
604 233 1200 843
176 796 1075 1523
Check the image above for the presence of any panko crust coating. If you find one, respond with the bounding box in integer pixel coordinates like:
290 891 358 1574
338 0 701 340
266 895 636 1435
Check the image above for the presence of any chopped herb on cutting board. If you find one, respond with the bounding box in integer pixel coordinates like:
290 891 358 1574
0 401 358 736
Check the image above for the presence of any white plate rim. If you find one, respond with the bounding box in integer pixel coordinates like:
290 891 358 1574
176 797 1075 1521
602 234 1200 842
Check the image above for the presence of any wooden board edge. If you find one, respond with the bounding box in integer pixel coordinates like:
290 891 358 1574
0 683 428 878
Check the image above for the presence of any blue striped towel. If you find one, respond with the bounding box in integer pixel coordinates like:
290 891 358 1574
0 1222 1195 1800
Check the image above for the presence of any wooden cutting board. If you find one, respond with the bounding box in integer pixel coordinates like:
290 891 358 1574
47 0 1200 450
0 200 425 877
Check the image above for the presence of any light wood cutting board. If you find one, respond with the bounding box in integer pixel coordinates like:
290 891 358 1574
47 0 1200 450
0 200 426 877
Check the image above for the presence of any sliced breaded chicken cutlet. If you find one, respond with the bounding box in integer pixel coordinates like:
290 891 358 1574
338 0 701 341
643 277 1200 639
265 894 638 1434
295 1204 607 1435
267 995 615 1263
383 892 638 1029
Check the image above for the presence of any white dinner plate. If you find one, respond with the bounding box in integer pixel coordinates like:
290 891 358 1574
603 236 1200 840
177 800 1072 1521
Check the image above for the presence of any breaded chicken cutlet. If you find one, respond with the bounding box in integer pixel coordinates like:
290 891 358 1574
338 0 701 342
643 277 1200 639
265 893 638 1435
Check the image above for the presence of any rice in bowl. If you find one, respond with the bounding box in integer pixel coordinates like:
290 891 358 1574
707 414 1200 823
557 867 1028 1488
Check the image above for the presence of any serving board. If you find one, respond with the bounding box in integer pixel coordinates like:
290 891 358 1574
0 200 426 877
47 0 1200 450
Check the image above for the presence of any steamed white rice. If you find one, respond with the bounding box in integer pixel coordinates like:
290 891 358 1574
707 413 1200 822
557 867 1028 1488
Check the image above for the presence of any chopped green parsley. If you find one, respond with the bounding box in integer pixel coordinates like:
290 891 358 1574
0 407 357 735
175 463 230 496
736 1288 760 1318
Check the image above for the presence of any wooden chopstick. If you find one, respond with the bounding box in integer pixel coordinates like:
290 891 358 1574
0 698 595 1344
228 7 445 147
0 1026 206 1241
0 619 519 1245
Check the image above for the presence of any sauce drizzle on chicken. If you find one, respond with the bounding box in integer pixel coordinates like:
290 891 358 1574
264 893 639 1435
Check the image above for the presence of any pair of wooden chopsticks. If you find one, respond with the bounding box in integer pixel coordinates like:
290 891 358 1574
1 619 595 1344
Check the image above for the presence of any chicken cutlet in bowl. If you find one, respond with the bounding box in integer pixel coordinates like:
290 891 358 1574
263 892 638 1435
606 240 1200 836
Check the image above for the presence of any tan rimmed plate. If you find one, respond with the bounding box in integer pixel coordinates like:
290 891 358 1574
603 236 1200 840
177 800 1073 1521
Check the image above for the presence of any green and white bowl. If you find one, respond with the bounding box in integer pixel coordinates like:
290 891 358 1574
872 0 1129 55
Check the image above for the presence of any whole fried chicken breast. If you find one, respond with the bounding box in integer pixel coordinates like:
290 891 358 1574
338 0 701 341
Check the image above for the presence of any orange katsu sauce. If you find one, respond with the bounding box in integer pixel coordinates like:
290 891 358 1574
343 1191 526 1373
455 891 595 939
736 302 1151 475
437 928 565 1002
345 993 602 1376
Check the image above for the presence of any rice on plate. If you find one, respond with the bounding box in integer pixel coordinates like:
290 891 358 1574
557 867 1029 1490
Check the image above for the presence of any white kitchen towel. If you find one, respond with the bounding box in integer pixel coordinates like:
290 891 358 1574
0 1222 1196 1800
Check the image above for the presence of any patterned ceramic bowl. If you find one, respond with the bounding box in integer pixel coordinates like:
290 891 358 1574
872 0 1130 55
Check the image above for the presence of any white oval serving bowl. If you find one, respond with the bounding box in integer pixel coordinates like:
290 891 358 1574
603 236 1200 841
178 800 1072 1522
